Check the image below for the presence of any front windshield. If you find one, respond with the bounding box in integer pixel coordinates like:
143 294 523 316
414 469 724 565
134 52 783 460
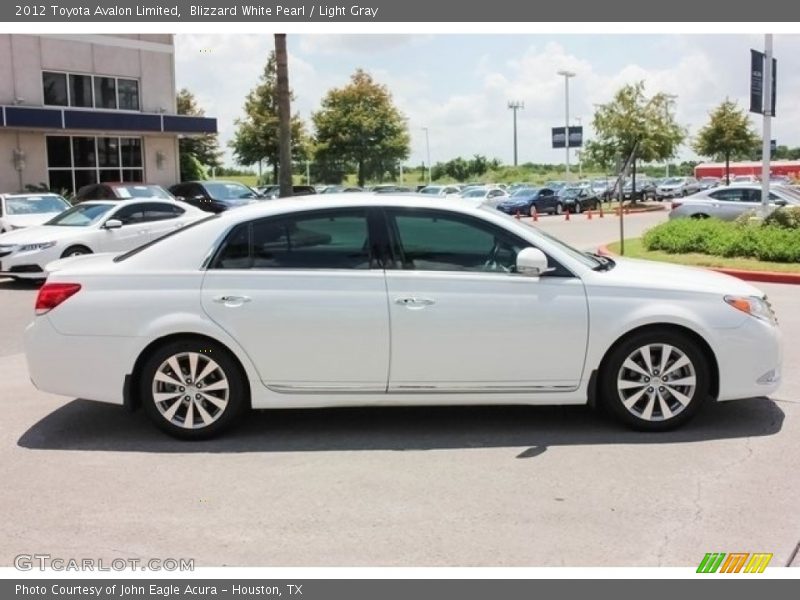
562 188 580 198
662 178 683 185
480 205 602 269
5 195 69 215
776 186 800 201
45 203 114 226
114 185 172 199
420 187 442 195
512 188 539 197
204 182 257 200
462 189 487 198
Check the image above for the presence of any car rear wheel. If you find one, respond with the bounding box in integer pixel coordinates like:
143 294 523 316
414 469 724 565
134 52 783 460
528 204 537 217
690 213 710 220
555 202 563 215
140 339 247 439
574 202 582 214
61 245 92 258
600 330 710 431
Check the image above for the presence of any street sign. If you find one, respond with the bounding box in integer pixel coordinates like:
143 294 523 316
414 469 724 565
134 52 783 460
750 49 777 116
771 139 777 154
552 126 583 149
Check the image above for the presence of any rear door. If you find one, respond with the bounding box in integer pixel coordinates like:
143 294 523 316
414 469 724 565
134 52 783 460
201 207 391 393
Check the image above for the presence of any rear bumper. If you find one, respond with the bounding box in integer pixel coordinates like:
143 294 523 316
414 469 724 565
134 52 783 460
24 316 136 405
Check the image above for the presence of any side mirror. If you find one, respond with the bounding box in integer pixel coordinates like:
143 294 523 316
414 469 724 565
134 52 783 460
104 219 123 229
516 247 552 277
774 199 788 207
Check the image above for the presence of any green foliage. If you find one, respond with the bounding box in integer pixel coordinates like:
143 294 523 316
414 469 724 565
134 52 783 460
693 99 759 184
643 218 800 263
180 152 207 182
229 51 309 181
585 82 686 173
431 155 493 181
176 88 222 178
312 69 410 188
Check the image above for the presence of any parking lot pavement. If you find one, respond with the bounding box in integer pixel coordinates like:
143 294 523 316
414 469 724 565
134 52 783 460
1 238 798 567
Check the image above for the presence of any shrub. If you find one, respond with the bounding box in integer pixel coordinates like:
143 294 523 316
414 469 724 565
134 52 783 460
763 206 800 229
643 218 800 263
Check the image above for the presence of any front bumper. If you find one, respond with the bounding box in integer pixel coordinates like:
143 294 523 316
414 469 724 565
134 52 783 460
715 317 782 401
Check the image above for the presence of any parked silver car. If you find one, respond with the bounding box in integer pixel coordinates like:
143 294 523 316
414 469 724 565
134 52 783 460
668 184 800 221
655 177 702 200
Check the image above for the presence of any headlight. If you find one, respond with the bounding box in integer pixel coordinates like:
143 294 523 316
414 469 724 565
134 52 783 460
19 241 56 252
724 295 778 325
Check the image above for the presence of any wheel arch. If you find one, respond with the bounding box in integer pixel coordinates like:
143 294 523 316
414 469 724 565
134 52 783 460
594 323 719 401
126 333 252 412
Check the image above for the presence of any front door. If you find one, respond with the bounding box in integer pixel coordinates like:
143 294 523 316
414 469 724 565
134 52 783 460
383 208 589 392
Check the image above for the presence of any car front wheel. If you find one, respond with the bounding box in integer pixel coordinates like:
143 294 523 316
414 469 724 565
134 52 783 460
140 339 247 439
555 202 563 215
600 330 710 431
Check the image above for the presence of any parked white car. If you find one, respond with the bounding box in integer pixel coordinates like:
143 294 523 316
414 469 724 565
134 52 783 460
0 199 206 280
458 186 509 207
25 195 781 439
0 193 71 233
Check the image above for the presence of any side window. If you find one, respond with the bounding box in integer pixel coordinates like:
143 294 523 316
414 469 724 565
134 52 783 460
144 203 185 221
389 210 528 273
709 189 744 202
111 204 146 225
213 209 372 270
743 189 763 203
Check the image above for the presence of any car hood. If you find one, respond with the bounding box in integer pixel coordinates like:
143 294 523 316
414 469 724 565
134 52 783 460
0 225 87 244
1 213 63 229
590 257 763 296
658 184 682 190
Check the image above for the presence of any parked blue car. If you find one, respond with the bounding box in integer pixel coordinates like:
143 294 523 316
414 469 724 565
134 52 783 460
495 187 562 216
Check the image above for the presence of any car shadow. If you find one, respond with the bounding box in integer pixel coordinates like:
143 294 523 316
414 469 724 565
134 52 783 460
18 397 785 454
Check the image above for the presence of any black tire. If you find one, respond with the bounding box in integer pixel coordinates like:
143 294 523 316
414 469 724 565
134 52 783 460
690 213 710 220
555 202 563 215
574 202 582 214
593 201 600 211
139 338 248 439
60 245 92 259
599 329 711 431
528 204 537 217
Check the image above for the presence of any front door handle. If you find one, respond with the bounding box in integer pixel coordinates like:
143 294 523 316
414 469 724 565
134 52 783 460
395 297 435 309
213 295 251 307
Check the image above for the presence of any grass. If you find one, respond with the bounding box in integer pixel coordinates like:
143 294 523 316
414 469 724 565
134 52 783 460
607 238 800 273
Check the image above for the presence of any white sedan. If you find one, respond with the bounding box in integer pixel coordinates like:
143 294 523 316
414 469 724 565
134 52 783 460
0 193 71 233
0 198 206 280
24 195 782 439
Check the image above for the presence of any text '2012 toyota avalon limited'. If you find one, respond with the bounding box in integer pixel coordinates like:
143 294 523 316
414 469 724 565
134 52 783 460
24 195 782 439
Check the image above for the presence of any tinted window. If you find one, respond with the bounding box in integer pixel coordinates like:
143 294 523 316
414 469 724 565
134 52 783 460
389 210 528 273
117 79 139 111
69 74 93 108
709 189 746 202
213 210 372 270
144 203 184 221
94 77 117 109
111 204 147 225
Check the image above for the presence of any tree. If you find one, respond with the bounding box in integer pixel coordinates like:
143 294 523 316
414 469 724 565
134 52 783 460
585 82 686 201
275 34 293 197
313 69 410 187
693 99 759 185
229 51 308 184
176 89 222 180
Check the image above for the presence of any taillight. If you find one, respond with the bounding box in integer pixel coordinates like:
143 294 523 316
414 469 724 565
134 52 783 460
35 283 82 315
671 201 682 210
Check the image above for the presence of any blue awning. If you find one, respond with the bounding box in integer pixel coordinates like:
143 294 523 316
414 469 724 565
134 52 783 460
1 105 217 135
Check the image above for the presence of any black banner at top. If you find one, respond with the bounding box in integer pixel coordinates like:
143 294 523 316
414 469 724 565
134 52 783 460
4 0 800 21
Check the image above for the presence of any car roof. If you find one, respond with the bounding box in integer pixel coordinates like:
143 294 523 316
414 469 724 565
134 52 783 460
1 192 64 199
76 198 193 208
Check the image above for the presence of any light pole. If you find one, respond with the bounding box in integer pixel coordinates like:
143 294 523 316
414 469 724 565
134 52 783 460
557 70 576 180
760 34 774 215
507 101 524 166
662 94 678 178
575 116 582 178
421 127 431 185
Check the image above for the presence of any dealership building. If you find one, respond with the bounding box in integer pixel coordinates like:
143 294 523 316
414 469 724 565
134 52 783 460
0 34 216 195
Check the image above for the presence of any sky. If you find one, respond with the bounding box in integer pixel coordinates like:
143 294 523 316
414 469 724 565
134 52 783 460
174 34 800 170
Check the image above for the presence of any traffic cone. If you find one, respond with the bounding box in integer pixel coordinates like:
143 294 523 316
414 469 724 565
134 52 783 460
599 204 604 218
587 209 592 220
532 206 538 222
565 209 570 221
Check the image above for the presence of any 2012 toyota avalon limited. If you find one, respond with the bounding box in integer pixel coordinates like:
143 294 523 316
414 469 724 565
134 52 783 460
24 195 782 439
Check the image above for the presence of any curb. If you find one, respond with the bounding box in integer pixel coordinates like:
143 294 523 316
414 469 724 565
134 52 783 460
596 244 800 285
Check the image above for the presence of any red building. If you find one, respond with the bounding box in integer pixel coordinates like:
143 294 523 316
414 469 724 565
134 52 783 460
694 160 800 179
